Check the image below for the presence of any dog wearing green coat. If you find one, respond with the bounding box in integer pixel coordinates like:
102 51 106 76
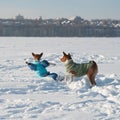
60 52 98 86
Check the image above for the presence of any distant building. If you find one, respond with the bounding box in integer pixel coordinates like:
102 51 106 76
15 14 24 20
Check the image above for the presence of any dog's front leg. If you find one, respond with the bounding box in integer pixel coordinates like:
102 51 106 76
64 75 71 82
65 75 70 82
70 74 74 82
65 75 67 82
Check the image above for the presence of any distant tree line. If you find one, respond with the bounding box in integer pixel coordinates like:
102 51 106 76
0 16 120 37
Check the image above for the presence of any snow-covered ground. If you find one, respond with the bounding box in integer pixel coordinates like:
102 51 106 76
0 37 120 120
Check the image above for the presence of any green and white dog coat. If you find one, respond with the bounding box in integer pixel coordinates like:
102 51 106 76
65 60 93 77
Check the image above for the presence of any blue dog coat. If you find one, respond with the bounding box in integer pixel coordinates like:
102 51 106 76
28 60 58 80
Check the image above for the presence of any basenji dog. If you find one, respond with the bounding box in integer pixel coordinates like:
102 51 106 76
60 52 98 86
26 52 58 80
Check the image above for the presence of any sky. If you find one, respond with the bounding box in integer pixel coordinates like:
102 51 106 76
0 0 119 20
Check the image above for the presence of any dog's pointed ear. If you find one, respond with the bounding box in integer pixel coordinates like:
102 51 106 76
32 52 35 56
68 53 72 58
63 52 67 56
39 52 43 57
68 53 71 56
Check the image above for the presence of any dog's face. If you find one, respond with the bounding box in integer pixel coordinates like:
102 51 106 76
60 52 72 62
32 52 43 61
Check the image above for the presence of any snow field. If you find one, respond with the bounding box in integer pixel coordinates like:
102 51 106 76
0 37 120 120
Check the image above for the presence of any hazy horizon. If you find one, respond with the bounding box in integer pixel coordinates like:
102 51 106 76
0 0 120 20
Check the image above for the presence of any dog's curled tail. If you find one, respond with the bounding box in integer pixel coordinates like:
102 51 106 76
90 60 98 73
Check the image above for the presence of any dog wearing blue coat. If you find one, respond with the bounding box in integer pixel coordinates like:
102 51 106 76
26 52 58 80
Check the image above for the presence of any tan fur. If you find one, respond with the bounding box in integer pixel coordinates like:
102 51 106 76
32 52 43 61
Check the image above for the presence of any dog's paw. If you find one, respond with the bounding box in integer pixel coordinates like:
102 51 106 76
25 58 32 65
56 75 65 81
25 62 31 65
